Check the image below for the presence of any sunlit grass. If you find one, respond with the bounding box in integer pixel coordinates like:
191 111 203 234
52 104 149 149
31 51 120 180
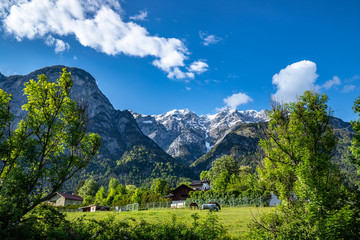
66 206 274 238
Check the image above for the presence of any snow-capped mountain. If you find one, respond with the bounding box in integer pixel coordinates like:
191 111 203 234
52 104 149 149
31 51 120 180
0 66 195 186
131 108 269 163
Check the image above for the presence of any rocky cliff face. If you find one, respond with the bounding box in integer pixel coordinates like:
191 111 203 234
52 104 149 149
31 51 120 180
132 108 269 164
0 66 194 186
191 117 357 180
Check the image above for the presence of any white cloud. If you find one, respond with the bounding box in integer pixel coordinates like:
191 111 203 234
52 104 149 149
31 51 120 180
188 60 208 73
186 87 191 91
167 67 194 79
322 76 341 90
224 92 253 109
199 31 221 46
45 35 70 53
1 0 207 80
130 10 147 21
272 60 318 103
342 84 356 93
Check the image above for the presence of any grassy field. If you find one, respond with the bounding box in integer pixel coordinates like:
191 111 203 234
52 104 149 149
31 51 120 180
66 206 273 238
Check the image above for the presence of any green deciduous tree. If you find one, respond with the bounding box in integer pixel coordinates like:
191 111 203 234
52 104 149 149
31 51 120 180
151 178 170 195
106 178 126 205
207 155 238 190
0 69 101 231
258 91 340 207
95 186 107 205
78 178 99 198
350 96 360 176
251 91 359 239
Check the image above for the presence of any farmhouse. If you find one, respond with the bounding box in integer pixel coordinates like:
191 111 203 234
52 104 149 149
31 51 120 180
79 204 111 212
190 178 211 191
163 184 193 201
48 192 83 206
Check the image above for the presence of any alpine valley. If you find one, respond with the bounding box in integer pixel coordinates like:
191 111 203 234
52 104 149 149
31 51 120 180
0 66 358 189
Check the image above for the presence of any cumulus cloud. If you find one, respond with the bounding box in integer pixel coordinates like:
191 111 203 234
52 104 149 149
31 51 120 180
45 35 70 53
224 92 253 109
272 60 318 103
199 31 221 46
188 60 208 73
322 76 341 90
1 0 207 80
130 10 147 21
342 84 356 93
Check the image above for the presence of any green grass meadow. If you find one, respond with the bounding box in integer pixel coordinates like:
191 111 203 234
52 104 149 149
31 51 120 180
66 206 273 238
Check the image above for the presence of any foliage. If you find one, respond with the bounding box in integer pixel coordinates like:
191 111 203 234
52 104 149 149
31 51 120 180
250 91 360 239
195 155 265 200
350 96 360 176
73 180 85 195
81 178 171 207
151 178 170 195
207 155 238 190
115 145 194 187
259 91 340 204
0 69 101 232
1 205 231 240
94 186 108 205
78 178 99 198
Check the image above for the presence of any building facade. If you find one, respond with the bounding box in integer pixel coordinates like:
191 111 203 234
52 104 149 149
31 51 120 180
48 193 83 206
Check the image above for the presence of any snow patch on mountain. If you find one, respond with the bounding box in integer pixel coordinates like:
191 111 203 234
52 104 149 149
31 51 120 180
132 108 269 163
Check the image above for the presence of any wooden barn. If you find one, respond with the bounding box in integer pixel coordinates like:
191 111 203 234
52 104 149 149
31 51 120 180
163 184 193 201
79 204 111 212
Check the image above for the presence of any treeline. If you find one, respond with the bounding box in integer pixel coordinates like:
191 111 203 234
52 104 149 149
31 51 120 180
74 177 172 207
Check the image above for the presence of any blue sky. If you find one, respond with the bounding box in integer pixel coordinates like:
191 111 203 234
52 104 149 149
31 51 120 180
0 0 360 121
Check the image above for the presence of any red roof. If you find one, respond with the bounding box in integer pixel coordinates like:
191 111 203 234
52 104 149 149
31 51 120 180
58 193 83 201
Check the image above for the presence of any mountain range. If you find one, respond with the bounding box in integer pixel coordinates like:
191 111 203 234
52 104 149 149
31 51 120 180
0 66 357 188
131 108 269 164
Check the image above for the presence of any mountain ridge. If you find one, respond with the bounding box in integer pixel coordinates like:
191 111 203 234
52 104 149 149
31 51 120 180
131 108 269 163
0 65 195 187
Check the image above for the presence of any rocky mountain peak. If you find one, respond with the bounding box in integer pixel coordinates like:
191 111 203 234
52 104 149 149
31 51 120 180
0 66 194 186
132 108 269 163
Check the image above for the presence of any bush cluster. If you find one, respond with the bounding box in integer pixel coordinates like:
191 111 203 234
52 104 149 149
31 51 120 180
0 204 231 240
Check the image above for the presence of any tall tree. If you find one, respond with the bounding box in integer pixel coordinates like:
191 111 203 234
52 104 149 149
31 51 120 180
207 155 238 190
251 91 359 239
78 178 99 198
350 96 360 175
258 91 339 207
151 178 170 195
0 69 101 230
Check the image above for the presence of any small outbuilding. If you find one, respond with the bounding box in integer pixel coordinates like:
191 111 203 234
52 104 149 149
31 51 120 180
79 204 111 212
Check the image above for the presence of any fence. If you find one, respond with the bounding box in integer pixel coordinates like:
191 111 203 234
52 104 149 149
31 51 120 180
136 196 276 211
56 195 278 213
187 196 273 208
116 203 139 212
139 201 172 210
